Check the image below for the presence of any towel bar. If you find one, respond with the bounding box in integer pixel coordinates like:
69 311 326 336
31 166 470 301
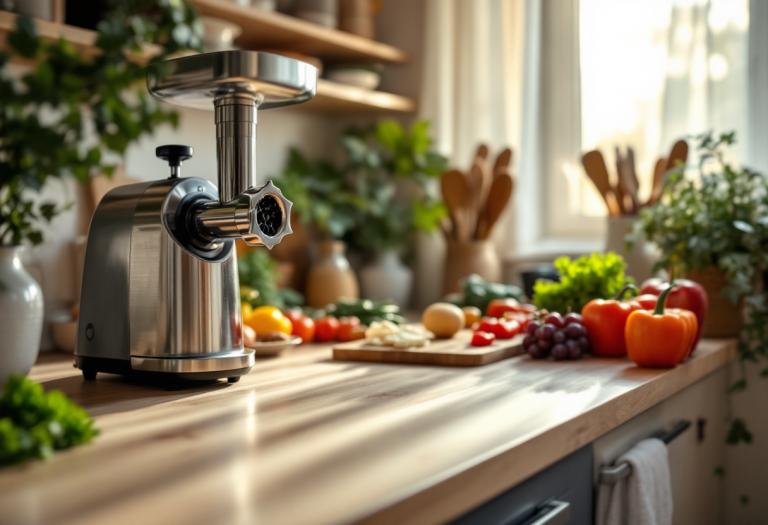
598 420 691 485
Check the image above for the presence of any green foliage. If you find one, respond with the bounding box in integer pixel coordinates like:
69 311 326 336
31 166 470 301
449 274 525 314
238 250 303 310
272 149 363 239
273 120 448 253
325 298 406 325
0 375 98 466
532 252 633 314
341 119 448 254
0 1 202 245
634 132 768 448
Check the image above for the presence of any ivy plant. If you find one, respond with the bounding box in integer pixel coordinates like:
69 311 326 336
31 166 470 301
632 131 768 448
0 0 202 245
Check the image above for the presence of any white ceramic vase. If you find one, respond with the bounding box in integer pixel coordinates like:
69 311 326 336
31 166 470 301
359 251 413 307
0 246 43 384
605 217 658 283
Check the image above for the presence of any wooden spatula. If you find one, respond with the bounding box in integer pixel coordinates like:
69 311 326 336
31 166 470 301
467 161 487 236
441 169 470 242
583 150 621 216
616 146 640 213
477 172 513 240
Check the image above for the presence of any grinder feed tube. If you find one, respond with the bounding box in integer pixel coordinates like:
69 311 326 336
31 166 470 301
194 94 293 249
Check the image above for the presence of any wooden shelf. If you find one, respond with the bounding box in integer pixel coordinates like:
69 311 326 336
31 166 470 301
189 0 409 64
309 78 416 113
0 10 160 62
0 11 416 114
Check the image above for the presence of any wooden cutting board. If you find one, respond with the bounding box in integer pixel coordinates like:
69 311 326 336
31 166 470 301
333 330 526 367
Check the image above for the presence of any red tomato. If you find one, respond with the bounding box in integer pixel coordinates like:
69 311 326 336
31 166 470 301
635 294 661 310
504 311 533 331
292 315 316 344
471 331 496 346
283 309 304 327
486 299 537 318
476 317 499 334
315 316 340 342
498 318 522 339
475 316 521 340
337 316 367 342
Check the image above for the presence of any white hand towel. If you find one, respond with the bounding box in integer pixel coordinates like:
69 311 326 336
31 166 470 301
596 438 673 525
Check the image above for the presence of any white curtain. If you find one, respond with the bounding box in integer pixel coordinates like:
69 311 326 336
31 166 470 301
413 0 525 306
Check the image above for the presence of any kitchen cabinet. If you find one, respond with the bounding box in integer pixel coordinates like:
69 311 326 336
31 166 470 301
451 445 593 525
593 367 728 525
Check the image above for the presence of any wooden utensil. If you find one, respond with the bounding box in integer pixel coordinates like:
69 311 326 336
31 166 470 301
613 148 628 215
476 172 513 239
649 158 667 205
475 143 489 161
441 169 470 241
666 140 688 173
492 148 513 177
466 162 485 236
615 146 639 213
582 150 621 216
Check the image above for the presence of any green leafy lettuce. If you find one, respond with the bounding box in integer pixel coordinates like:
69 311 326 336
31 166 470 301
532 252 633 314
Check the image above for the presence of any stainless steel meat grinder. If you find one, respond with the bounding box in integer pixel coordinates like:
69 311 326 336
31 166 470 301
75 51 317 385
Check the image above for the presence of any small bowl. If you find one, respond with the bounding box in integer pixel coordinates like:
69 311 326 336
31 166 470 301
201 16 243 52
247 335 302 357
326 69 381 90
51 320 78 353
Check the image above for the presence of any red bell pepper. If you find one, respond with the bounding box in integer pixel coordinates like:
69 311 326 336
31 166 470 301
639 278 708 350
581 284 642 357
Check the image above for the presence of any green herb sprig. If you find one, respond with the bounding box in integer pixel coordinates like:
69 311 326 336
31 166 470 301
532 252 634 314
0 375 98 466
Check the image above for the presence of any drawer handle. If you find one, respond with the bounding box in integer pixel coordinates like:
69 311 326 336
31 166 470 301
522 500 571 525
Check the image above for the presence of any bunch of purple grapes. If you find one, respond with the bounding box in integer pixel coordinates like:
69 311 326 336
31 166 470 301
523 312 591 360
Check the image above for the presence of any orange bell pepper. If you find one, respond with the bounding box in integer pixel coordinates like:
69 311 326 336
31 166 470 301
625 283 698 368
582 284 642 357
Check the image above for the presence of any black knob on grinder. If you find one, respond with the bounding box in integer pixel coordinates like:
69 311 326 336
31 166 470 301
156 145 193 179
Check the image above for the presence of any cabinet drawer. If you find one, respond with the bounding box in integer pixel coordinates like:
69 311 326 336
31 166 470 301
451 445 593 525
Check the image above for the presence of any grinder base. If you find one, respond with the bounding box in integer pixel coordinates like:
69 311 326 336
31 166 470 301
74 355 252 388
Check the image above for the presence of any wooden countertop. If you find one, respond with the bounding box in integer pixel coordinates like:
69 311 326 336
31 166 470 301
0 339 735 525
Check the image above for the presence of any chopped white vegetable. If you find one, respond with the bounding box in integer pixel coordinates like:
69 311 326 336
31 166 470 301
365 321 434 348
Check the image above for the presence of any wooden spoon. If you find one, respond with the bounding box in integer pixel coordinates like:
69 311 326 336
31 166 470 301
666 140 688 172
441 169 470 242
649 158 667 205
582 150 621 216
616 146 639 213
477 172 513 240
492 148 513 177
475 143 489 161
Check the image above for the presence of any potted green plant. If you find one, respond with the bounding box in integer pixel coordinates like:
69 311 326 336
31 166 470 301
339 120 448 306
634 131 768 447
273 149 364 308
0 4 201 381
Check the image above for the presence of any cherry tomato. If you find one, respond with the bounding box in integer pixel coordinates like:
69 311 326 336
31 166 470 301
337 316 367 342
471 331 496 346
496 318 521 339
486 299 537 318
476 317 499 333
283 309 304 327
292 315 316 344
504 311 533 331
315 316 340 342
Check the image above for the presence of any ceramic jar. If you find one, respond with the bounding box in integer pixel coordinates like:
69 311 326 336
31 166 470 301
0 246 43 384
306 240 359 308
359 251 412 307
443 240 501 295
605 216 657 283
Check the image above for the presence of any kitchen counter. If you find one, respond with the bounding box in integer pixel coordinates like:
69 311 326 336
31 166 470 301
0 339 735 525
